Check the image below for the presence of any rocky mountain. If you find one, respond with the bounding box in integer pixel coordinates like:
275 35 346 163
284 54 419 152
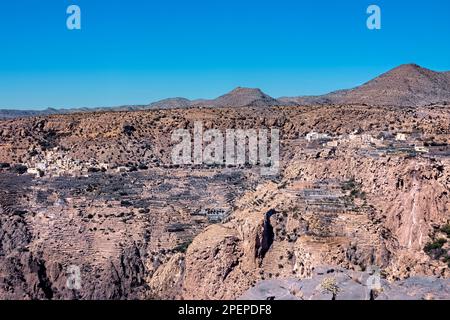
0 88 281 119
328 63 450 106
145 87 281 109
282 64 450 107
194 87 281 108
147 98 192 110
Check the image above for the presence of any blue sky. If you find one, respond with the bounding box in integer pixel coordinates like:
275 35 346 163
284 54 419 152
0 0 449 109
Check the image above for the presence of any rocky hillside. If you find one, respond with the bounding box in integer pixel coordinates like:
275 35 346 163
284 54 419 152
282 64 450 107
195 87 281 108
147 98 192 110
146 87 281 109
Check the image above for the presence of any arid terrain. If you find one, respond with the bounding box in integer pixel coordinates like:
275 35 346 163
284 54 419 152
0 65 449 300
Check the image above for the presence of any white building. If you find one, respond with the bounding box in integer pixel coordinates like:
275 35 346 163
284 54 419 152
414 146 429 153
306 131 330 142
395 133 409 141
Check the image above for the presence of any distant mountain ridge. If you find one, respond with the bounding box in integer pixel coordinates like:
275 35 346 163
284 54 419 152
1 64 449 119
147 98 192 110
196 87 280 108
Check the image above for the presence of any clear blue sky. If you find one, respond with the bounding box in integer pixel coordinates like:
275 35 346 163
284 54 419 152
0 0 449 109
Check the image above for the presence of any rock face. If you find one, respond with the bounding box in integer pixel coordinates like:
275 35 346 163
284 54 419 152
0 104 449 300
239 266 450 300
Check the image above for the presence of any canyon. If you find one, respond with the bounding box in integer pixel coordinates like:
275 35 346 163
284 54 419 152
0 103 448 300
0 64 449 300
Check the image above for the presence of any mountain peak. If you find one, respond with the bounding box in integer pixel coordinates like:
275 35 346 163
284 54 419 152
283 63 450 107
387 63 430 76
395 63 422 70
211 87 278 107
330 64 450 106
228 87 264 95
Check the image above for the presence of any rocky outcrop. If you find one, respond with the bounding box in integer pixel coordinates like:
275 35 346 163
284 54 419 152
148 253 185 299
183 225 246 300
239 266 450 300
